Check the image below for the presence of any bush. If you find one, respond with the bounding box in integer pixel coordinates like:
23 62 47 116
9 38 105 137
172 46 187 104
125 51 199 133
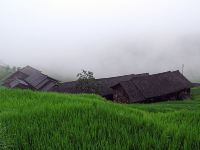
76 70 100 94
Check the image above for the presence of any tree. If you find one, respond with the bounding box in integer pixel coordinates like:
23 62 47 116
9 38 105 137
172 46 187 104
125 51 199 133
76 70 100 94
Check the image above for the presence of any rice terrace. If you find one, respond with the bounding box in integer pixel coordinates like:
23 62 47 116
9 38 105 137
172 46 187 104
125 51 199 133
0 87 199 149
1 0 200 149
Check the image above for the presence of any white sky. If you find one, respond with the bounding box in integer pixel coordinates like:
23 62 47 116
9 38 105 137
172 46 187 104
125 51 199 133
0 0 200 81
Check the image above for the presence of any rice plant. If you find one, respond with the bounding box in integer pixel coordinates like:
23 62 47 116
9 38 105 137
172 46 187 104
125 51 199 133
0 124 12 150
0 88 199 149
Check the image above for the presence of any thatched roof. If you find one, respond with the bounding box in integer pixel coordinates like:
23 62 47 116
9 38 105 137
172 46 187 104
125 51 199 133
132 71 191 98
96 73 149 96
117 81 145 102
56 73 149 96
112 71 192 102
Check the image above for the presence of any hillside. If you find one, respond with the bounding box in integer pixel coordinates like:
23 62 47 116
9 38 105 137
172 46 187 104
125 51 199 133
0 88 200 149
0 66 16 85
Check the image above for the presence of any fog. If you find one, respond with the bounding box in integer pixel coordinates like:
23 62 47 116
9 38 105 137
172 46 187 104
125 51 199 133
0 0 200 81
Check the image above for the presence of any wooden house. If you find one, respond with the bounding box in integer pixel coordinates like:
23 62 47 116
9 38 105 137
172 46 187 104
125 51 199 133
3 66 192 104
3 66 59 91
111 71 192 103
54 73 149 100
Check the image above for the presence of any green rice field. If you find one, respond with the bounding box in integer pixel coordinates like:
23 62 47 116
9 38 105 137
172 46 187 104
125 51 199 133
0 87 200 149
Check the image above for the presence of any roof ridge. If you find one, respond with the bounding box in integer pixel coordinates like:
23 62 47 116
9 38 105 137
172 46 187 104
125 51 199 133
96 74 136 80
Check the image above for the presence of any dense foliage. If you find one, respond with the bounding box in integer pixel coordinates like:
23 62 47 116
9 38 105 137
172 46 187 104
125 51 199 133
0 88 199 149
76 70 100 93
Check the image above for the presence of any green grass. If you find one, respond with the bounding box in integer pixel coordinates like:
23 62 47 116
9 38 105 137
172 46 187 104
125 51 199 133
0 88 200 150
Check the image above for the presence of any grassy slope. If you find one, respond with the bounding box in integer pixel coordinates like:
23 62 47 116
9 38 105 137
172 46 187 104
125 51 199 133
0 88 200 150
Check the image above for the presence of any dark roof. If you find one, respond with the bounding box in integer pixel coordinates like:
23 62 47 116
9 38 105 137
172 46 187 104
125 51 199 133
112 71 192 102
19 66 41 76
41 82 57 91
9 79 29 88
96 73 149 96
4 66 59 91
24 73 47 88
132 71 192 98
119 81 145 102
35 78 51 89
19 66 58 89
56 73 149 96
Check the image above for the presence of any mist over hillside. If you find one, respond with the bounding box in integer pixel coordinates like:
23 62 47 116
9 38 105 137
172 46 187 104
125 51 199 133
0 65 16 84
0 0 200 82
1 34 200 82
